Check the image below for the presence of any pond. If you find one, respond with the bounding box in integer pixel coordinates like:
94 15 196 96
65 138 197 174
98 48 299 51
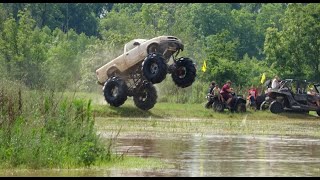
2 133 320 177
111 134 320 177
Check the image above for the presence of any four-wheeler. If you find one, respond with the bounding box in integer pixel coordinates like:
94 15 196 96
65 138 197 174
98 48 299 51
209 92 247 113
95 36 197 110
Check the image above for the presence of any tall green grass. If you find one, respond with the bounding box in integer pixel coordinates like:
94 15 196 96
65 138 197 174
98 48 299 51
0 79 111 169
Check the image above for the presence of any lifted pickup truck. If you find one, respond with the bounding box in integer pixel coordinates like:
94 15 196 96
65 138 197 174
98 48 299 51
96 36 197 110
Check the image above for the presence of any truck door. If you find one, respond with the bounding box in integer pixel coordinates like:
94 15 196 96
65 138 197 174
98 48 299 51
124 43 144 67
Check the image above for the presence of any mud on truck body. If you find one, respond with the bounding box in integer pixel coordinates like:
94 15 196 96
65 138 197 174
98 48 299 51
96 36 197 110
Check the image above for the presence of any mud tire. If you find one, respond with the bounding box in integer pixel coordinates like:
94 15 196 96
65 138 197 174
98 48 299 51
213 102 224 112
269 101 284 114
171 57 196 88
133 83 157 110
103 77 128 107
236 102 247 113
142 53 168 84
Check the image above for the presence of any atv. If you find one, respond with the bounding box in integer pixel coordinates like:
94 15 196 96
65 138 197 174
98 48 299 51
205 93 216 109
260 79 320 116
210 93 247 113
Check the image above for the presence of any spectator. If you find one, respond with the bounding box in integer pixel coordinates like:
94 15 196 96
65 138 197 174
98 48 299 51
271 75 280 89
212 84 221 96
247 86 257 108
263 79 272 94
207 81 216 96
220 80 233 108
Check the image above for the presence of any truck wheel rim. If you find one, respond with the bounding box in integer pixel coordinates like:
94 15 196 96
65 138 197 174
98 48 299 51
139 90 148 101
111 86 119 96
177 67 186 78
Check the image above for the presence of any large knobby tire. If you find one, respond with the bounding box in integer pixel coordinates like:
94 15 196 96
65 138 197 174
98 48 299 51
269 101 284 114
142 53 168 84
171 57 196 88
103 77 128 107
236 102 246 113
317 110 320 117
213 102 224 112
133 83 157 110
205 101 212 109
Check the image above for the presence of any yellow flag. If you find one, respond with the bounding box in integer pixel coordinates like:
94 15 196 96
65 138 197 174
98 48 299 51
201 60 207 72
260 73 266 84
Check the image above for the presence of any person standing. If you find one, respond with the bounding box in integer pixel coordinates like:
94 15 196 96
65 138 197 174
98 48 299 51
247 87 257 104
205 81 219 109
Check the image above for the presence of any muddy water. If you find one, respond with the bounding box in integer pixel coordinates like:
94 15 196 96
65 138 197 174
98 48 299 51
112 134 320 177
2 134 320 177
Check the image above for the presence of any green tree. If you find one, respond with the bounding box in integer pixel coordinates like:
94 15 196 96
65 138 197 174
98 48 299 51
205 30 239 61
0 9 50 87
139 3 179 36
2 3 26 20
2 3 108 37
240 3 262 13
112 3 142 14
255 3 286 60
0 17 18 77
264 3 320 81
190 3 233 37
256 3 286 35
230 8 260 59
98 9 138 46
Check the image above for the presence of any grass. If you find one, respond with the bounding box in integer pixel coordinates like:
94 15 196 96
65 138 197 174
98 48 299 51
90 95 320 138
94 156 173 169
95 116 320 138
0 82 112 169
62 90 320 120
0 156 173 176
92 98 320 120
0 84 175 171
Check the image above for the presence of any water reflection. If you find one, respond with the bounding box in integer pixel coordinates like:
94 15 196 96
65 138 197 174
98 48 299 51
1 135 320 176
114 134 320 177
